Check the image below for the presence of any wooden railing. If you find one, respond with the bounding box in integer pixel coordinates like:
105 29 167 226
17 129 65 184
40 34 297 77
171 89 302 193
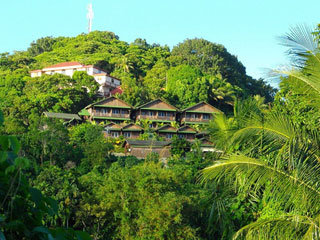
139 115 175 121
94 113 129 118
184 117 210 122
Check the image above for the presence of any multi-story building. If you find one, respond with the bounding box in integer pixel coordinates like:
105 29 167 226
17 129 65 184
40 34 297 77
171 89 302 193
103 123 143 139
30 61 121 96
79 96 132 124
135 99 178 128
180 102 221 124
121 123 143 139
77 97 222 142
156 125 178 140
177 125 197 140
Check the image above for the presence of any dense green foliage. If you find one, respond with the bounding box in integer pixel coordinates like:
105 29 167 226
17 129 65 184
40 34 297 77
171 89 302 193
0 31 275 125
0 112 91 240
203 25 320 239
0 29 294 239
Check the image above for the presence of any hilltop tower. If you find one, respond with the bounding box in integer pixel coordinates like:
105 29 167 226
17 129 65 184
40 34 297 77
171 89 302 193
87 2 94 33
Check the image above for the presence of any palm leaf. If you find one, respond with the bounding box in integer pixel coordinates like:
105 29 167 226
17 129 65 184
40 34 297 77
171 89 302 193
201 154 320 212
279 24 319 68
234 215 314 240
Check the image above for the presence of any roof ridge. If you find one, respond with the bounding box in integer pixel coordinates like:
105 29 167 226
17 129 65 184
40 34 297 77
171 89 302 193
137 98 178 110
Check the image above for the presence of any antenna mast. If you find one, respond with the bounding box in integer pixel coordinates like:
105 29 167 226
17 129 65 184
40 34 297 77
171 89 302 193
87 1 94 33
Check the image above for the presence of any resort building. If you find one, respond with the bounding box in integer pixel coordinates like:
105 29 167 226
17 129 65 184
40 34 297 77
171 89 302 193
155 125 178 140
124 140 172 159
30 61 121 96
78 96 132 124
180 102 221 124
135 99 178 128
121 123 143 139
103 123 142 139
177 125 197 140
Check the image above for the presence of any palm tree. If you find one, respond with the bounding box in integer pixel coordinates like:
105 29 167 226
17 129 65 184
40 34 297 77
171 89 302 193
202 25 320 239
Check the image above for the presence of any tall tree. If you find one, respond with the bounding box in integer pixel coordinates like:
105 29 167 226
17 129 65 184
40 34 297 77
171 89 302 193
202 25 320 239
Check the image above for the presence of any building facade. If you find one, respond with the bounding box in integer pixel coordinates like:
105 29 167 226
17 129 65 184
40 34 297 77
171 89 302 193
180 102 221 124
79 96 132 124
78 97 222 143
103 123 142 139
135 99 178 128
30 62 121 97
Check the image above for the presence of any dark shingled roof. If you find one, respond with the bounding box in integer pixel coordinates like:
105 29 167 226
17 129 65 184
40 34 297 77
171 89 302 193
137 99 178 111
181 101 221 113
126 140 172 147
43 112 81 120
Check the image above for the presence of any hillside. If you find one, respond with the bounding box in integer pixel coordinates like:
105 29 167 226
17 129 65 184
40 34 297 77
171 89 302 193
0 31 275 132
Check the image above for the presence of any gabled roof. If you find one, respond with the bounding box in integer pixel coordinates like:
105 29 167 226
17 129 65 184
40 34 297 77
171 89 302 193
43 112 81 120
93 73 108 76
156 124 178 133
122 123 143 132
137 99 178 111
43 61 83 69
181 102 221 113
178 125 197 134
126 140 172 147
198 138 214 146
104 122 122 130
85 96 133 109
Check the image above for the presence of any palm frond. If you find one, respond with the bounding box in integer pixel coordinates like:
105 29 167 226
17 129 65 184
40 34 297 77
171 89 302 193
279 24 319 68
201 154 320 212
234 215 314 240
207 112 236 150
231 112 296 155
277 68 320 97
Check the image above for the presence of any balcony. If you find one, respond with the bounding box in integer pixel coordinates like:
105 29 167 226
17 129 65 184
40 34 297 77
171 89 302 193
184 117 210 123
93 112 130 118
139 115 175 121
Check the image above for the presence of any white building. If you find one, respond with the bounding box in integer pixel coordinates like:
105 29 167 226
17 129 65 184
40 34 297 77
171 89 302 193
30 62 121 97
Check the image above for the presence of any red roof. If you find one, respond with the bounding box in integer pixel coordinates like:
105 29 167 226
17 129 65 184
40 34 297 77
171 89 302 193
43 62 83 69
93 73 107 76
110 86 123 95
30 69 42 73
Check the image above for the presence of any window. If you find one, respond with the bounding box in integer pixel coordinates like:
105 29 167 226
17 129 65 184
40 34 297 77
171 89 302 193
158 111 166 117
195 114 201 119
166 133 173 139
191 114 196 119
149 111 154 116
142 111 147 116
111 79 114 83
203 114 210 120
186 113 191 118
123 132 131 138
112 109 120 114
178 134 185 139
121 109 128 115
111 132 119 137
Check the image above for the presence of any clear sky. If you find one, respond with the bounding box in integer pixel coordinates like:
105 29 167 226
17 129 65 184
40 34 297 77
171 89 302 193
2 0 320 85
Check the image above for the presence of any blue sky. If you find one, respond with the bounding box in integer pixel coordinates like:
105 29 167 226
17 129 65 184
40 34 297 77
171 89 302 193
2 0 320 85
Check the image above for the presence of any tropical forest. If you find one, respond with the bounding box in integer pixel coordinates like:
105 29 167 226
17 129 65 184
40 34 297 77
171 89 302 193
1 23 320 240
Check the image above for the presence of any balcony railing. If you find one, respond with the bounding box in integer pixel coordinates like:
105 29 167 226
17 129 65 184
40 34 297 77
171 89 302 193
93 113 129 118
139 115 175 121
184 117 210 122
